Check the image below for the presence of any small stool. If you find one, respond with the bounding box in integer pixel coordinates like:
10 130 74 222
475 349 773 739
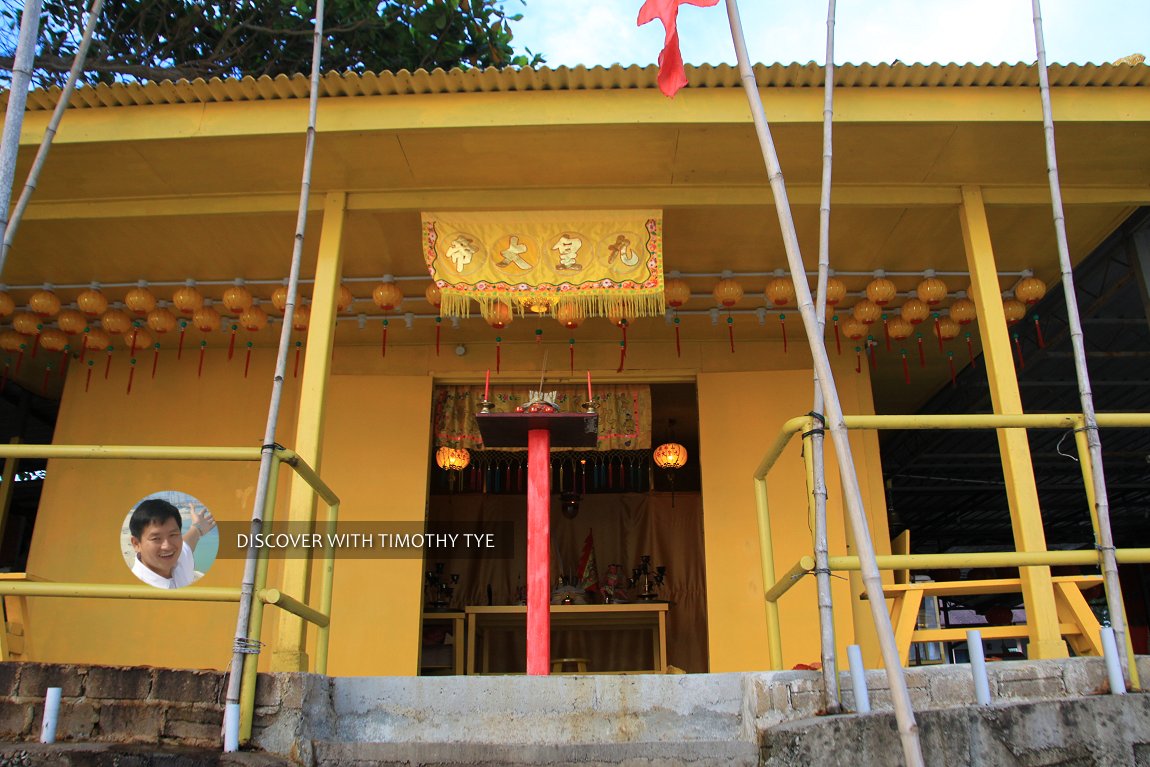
551 657 589 673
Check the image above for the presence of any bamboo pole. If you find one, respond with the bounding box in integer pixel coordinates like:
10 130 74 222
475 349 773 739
0 0 43 256
723 3 923 763
0 0 103 274
1030 0 1130 688
223 0 327 751
809 0 840 715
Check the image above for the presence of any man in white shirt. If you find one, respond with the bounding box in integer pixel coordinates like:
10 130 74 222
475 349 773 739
129 498 215 589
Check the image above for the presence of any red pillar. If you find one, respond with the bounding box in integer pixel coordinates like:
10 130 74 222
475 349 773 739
526 427 551 675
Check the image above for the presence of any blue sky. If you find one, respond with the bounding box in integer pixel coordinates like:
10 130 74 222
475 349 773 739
508 1 1148 68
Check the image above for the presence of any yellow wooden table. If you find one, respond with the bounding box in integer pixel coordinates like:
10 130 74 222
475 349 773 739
879 575 1104 666
465 603 669 675
420 611 466 675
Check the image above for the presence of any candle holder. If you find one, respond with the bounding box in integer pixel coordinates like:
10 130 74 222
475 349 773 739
424 562 460 610
581 400 597 415
478 399 495 414
630 555 666 601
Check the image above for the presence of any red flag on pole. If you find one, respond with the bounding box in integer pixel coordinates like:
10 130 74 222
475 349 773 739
576 529 601 594
638 0 720 98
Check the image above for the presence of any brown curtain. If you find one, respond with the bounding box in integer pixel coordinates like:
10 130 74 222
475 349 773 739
433 384 652 451
423 491 707 673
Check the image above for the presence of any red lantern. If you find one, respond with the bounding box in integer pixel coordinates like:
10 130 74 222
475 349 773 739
887 316 913 342
29 289 61 318
866 275 897 306
222 282 254 313
713 278 744 308
77 287 109 318
851 299 880 325
765 276 796 307
950 297 976 325
916 275 948 306
842 317 868 342
1014 275 1047 305
146 307 177 334
824 277 846 306
172 284 204 316
57 309 86 335
372 281 404 311
900 298 930 325
240 304 268 333
664 278 690 308
1003 298 1026 325
124 284 157 316
193 305 221 333
100 308 132 335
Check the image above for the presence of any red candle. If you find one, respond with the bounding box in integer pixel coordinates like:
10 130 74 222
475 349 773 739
586 370 592 402
484 369 490 400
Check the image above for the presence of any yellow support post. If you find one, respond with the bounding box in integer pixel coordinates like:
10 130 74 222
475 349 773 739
272 190 347 671
1073 422 1141 690
239 454 281 745
754 476 783 670
959 185 1067 659
315 501 338 675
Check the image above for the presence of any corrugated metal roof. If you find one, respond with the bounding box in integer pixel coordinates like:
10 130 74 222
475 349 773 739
17 61 1150 111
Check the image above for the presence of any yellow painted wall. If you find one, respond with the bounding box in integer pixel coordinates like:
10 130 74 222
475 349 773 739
23 328 888 674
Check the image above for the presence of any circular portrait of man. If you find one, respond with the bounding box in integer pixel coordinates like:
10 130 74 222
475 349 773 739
120 491 219 589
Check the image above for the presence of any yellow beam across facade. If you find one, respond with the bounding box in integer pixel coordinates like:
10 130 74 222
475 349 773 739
18 88 1150 146
959 184 1067 660
272 191 347 672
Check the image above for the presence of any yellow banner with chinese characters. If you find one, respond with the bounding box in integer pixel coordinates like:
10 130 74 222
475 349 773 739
422 210 665 320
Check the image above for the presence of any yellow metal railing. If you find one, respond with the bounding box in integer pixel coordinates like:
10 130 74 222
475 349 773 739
754 412 1149 687
0 443 340 746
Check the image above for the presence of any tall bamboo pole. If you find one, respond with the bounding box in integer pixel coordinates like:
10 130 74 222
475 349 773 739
223 0 327 751
0 0 104 274
1030 0 1130 687
722 2 923 764
810 0 840 714
0 0 44 254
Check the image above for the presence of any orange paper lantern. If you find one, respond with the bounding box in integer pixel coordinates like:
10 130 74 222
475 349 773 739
866 276 897 306
222 283 254 313
77 287 108 318
916 276 948 305
934 316 961 341
765 277 797 307
29 289 61 318
1014 276 1047 305
950 297 977 325
124 285 157 316
0 291 14 317
841 317 868 341
172 284 204 315
291 305 310 332
38 328 68 352
425 283 442 309
664 278 690 308
372 281 404 311
193 306 221 333
556 303 581 329
335 284 354 313
900 298 930 325
1003 298 1026 325
887 316 914 341
271 285 289 313
12 312 40 336
146 307 178 334
100 308 131 334
851 299 881 325
57 309 86 335
484 302 512 330
712 278 744 308
83 328 110 351
824 277 847 306
240 304 268 332
124 327 154 351
0 330 24 351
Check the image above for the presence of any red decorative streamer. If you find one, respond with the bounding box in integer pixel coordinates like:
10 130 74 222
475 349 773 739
126 359 136 395
197 341 207 378
569 338 575 374
855 346 862 373
917 334 926 367
779 314 788 353
128 327 139 358
435 317 442 356
381 319 389 358
79 330 88 363
966 333 977 369
293 341 302 378
883 315 891 352
30 330 39 359
674 316 681 357
151 344 160 379
833 316 841 355
726 316 734 353
13 347 23 375
1013 334 1025 371
901 351 910 385
495 336 502 373
58 349 69 378
934 315 943 353
177 321 188 360
868 337 878 369
244 342 253 378
227 324 237 360
85 360 94 392
535 328 543 345
42 364 51 395
617 340 626 373
948 351 957 387
621 319 628 352
1034 314 1045 348
104 347 113 379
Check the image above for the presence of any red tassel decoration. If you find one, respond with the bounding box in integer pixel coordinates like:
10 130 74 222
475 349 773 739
435 317 442 356
779 314 788 353
674 316 681 358
58 348 69 378
966 332 977 370
535 328 543 345
1013 333 1025 371
726 316 735 353
30 326 40 358
79 329 89 363
495 336 502 373
177 320 188 360
617 340 626 373
85 360 94 392
883 314 891 352
128 325 139 358
227 324 238 360
104 346 113 379
917 333 926 367
934 314 943 353
197 340 207 378
244 342 253 378
14 345 23 375
901 350 910 385
569 338 575 374
868 337 877 369
1033 314 1045 348
621 319 628 351
833 315 842 355
126 358 136 395
293 340 302 378
381 319 389 358
948 351 957 387
855 346 862 373
42 364 51 395
151 343 160 379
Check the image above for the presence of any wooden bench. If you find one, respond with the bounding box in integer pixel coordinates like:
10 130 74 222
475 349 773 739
878 575 1104 666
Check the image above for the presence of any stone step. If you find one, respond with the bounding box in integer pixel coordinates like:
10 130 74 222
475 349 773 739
0 744 292 767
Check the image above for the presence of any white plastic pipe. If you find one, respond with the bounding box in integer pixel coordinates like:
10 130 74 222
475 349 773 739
223 702 241 752
847 644 870 713
1100 627 1126 695
39 687 61 744
966 630 992 705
